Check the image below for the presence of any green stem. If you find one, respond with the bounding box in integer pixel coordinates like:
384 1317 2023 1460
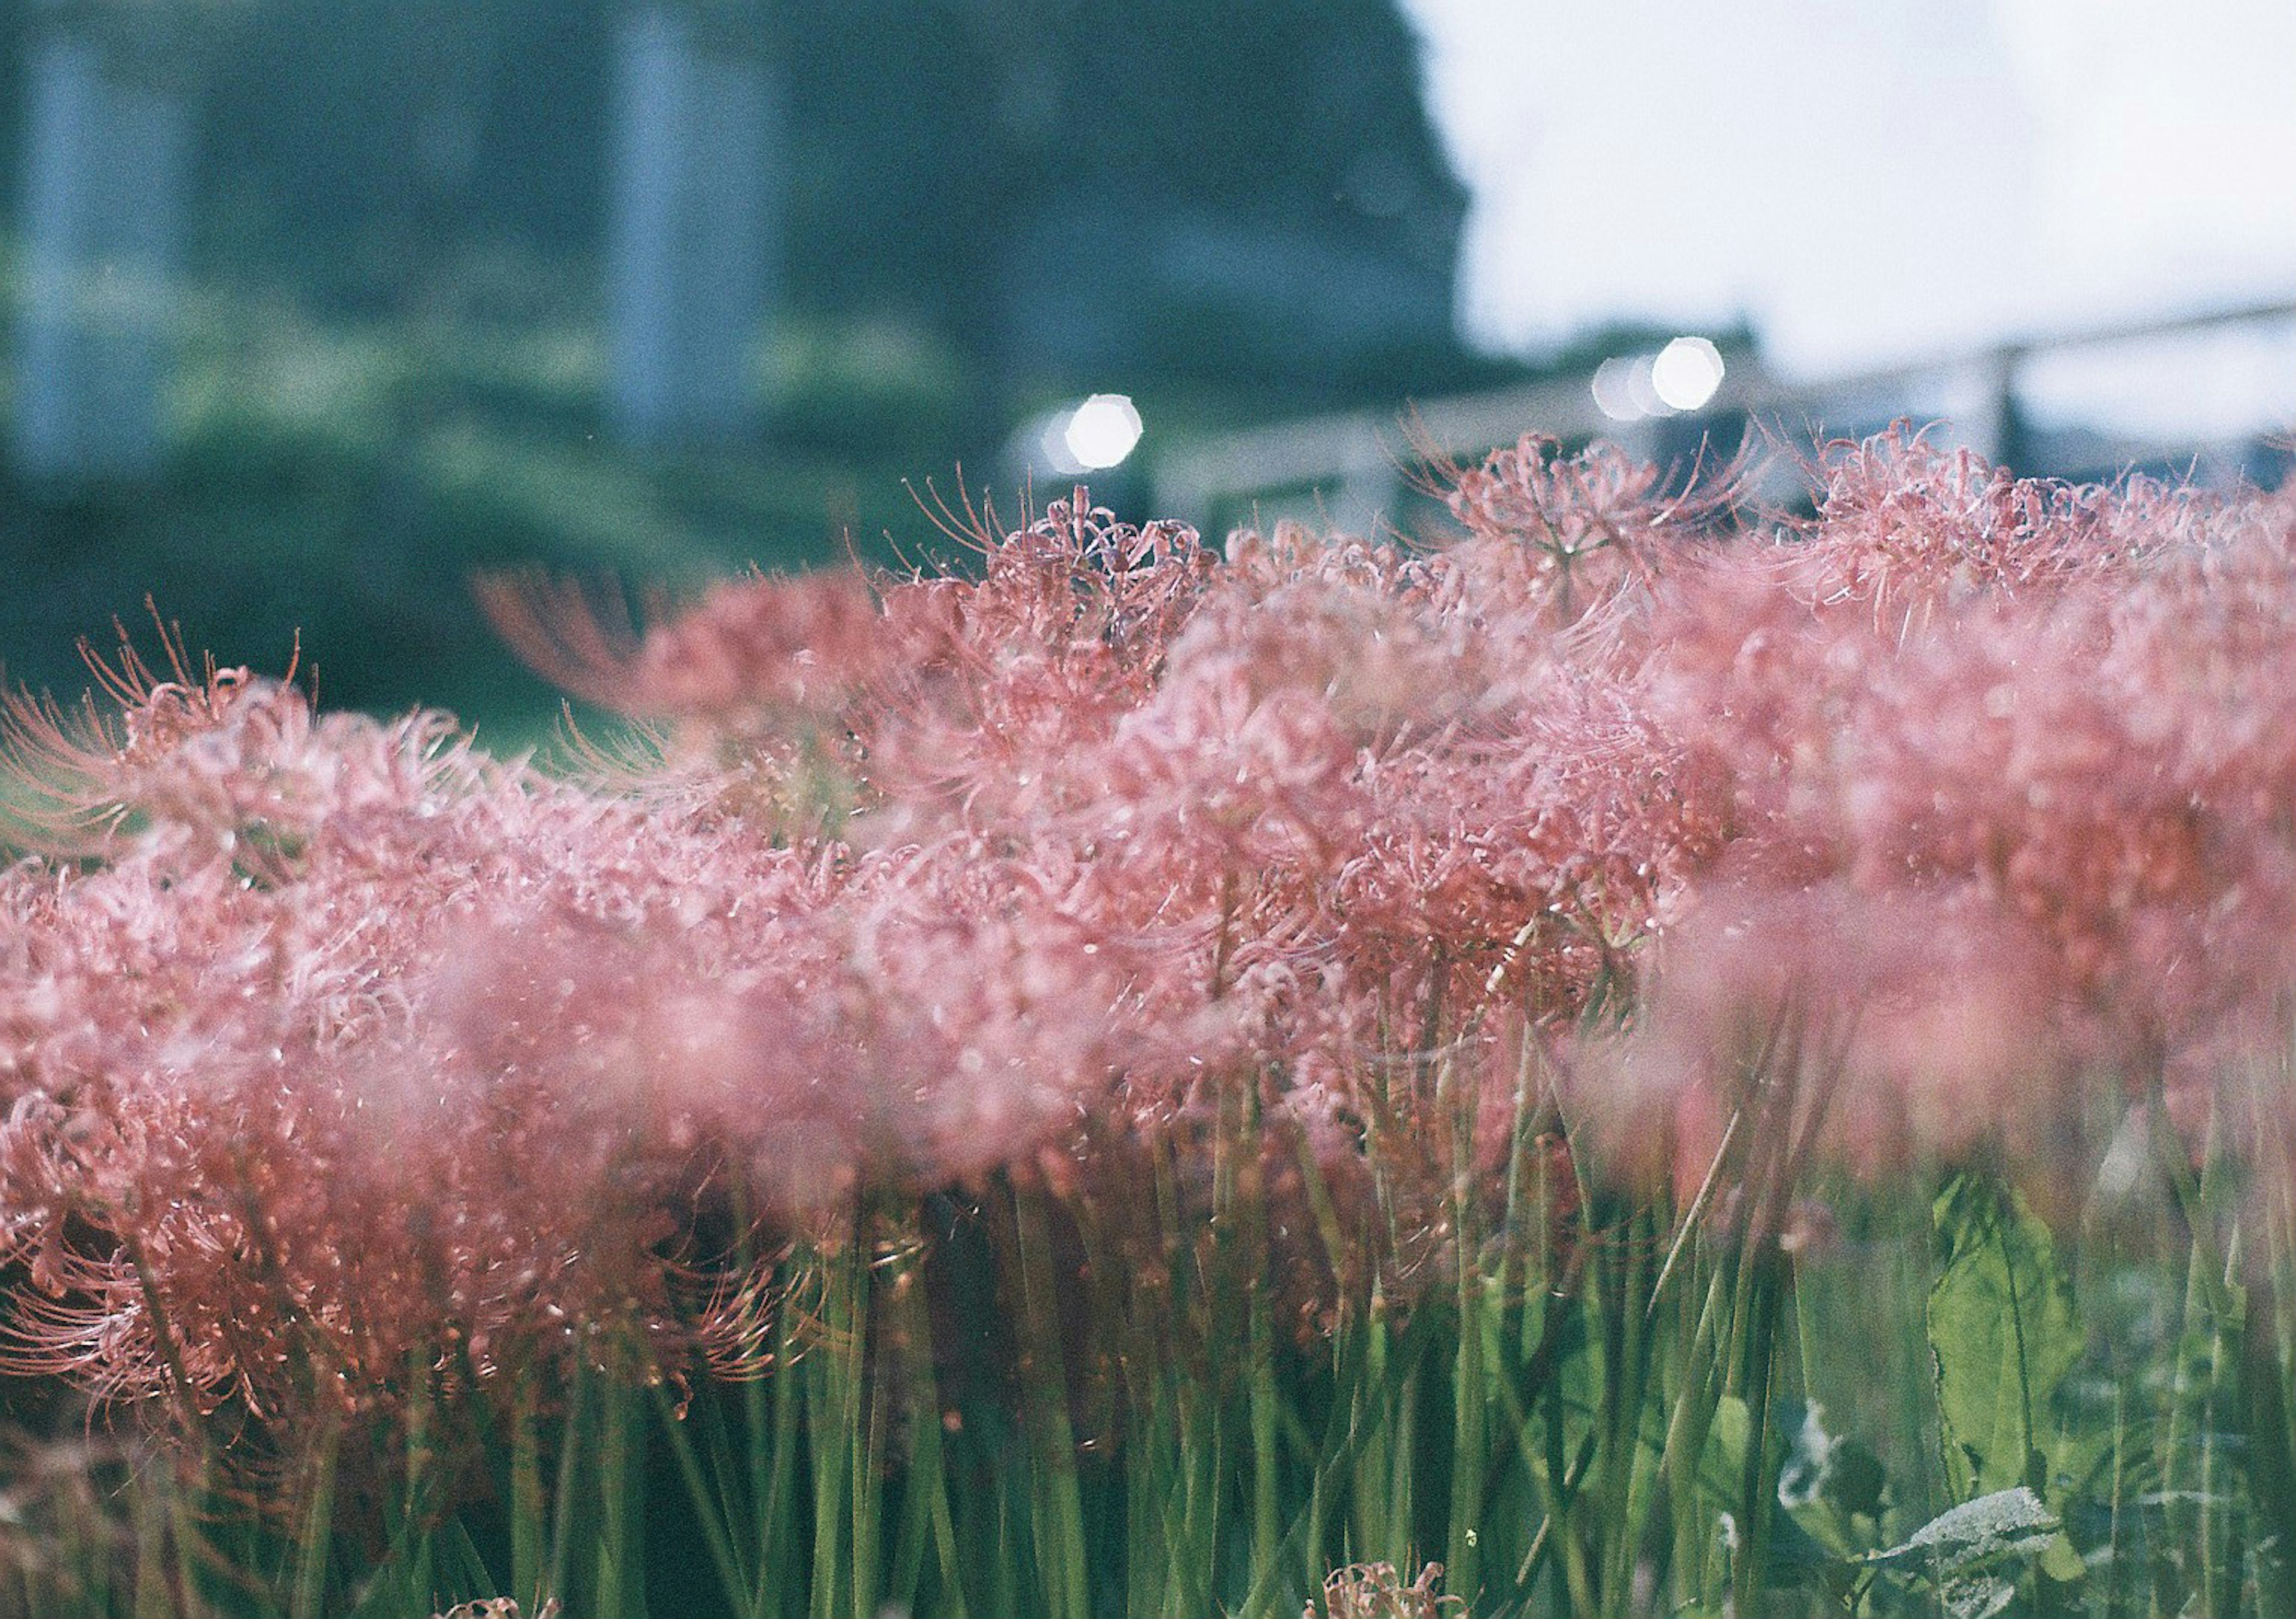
1013 1184 1091 1619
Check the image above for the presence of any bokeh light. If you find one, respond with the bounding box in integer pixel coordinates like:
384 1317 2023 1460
1590 355 1647 421
1062 393 1145 470
1650 335 1726 411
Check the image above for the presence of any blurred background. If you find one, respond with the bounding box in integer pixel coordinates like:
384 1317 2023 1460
2 0 2291 735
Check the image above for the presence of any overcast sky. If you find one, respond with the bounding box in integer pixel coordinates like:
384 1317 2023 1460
1400 0 2296 416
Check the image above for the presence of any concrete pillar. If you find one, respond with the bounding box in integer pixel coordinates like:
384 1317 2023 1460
607 7 778 447
12 30 191 481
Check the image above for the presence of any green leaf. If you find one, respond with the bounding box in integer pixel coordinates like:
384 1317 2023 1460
1863 1487 2059 1574
1927 1177 2086 1498
1772 1401 1890 1559
1939 1573 2017 1619
1700 1395 1870 1583
1707 1394 1752 1487
2039 1529 2087 1583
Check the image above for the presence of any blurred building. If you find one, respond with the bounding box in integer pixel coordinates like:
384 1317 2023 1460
792 0 1471 402
2 0 1476 465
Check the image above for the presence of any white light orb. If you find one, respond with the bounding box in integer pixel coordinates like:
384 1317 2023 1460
1650 336 1726 413
1590 356 1647 421
1039 414 1086 476
1062 393 1144 471
1624 355 1670 419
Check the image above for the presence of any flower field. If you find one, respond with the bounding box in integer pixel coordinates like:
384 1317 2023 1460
1 429 2292 1616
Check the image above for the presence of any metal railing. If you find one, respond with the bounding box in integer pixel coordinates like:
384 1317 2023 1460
1152 298 2296 536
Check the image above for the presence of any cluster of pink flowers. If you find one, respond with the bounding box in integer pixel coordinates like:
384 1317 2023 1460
1610 435 2296 1209
3 429 2293 1428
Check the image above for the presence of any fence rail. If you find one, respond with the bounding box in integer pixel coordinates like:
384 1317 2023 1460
1153 298 2296 535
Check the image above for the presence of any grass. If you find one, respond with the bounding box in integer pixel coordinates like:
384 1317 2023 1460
2 1117 2289 1617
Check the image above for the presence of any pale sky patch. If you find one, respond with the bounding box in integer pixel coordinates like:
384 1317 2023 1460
1401 0 2296 410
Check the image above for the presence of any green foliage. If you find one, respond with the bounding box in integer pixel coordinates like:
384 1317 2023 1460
1862 1488 2085 1615
1926 1176 2092 1500
0 287 946 742
8 1158 2296 1617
